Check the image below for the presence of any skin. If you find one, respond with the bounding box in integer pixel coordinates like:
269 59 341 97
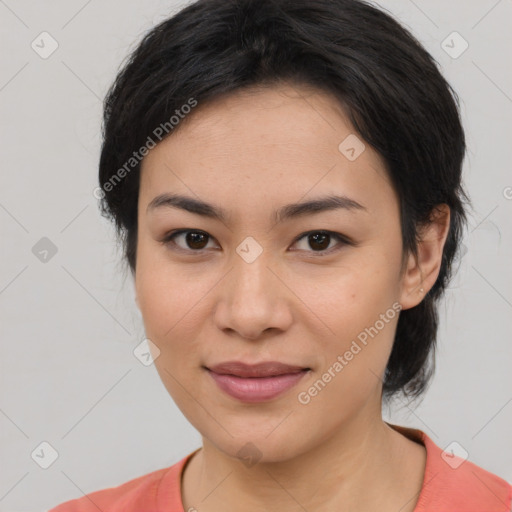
135 82 451 512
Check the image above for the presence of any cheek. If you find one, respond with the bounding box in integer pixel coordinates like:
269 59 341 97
136 267 203 405
134 246 212 391
137 277 203 357
135 238 199 339
295 251 400 385
296 252 398 333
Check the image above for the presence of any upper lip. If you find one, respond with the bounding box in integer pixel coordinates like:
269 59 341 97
206 361 310 378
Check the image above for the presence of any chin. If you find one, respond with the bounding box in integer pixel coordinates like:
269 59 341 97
204 423 314 465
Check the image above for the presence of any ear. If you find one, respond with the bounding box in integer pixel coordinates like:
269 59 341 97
399 204 451 310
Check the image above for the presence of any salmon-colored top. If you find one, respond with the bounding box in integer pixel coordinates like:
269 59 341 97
49 423 512 512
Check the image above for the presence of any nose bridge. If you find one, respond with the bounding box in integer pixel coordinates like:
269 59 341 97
214 241 291 339
230 242 275 308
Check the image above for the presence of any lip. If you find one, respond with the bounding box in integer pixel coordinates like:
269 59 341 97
205 361 311 403
207 361 309 378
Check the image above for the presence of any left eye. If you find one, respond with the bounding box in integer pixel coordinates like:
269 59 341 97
292 230 350 255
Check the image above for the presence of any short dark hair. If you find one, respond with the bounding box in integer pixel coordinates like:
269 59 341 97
98 0 470 403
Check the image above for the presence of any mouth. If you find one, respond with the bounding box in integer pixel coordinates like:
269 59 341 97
204 361 311 403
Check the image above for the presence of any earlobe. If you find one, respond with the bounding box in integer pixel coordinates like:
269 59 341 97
399 204 451 310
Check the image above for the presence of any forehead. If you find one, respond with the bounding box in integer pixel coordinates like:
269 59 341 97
155 83 362 161
139 83 396 219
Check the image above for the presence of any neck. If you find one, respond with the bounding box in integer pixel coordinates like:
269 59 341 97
181 402 425 512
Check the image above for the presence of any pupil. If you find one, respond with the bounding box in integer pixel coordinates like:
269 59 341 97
310 233 329 251
187 232 207 249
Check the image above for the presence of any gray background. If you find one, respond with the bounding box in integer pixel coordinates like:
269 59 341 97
0 0 511 510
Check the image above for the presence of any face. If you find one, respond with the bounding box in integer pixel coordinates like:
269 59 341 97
135 83 419 462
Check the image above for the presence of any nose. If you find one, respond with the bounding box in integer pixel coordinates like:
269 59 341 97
213 253 293 341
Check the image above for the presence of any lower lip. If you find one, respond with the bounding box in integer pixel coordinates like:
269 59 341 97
207 369 309 403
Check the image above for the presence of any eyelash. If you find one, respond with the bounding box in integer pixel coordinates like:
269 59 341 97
160 229 353 257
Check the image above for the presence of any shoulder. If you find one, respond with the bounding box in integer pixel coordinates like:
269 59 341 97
390 423 512 512
47 451 195 512
419 453 512 511
47 466 169 512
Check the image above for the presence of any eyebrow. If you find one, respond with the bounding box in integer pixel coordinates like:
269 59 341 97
146 193 368 224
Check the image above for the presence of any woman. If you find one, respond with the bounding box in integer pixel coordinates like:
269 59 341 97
50 0 512 510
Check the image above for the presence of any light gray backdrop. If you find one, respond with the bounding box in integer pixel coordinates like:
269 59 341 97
0 0 511 510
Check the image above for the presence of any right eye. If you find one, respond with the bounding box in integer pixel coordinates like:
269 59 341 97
160 229 219 253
